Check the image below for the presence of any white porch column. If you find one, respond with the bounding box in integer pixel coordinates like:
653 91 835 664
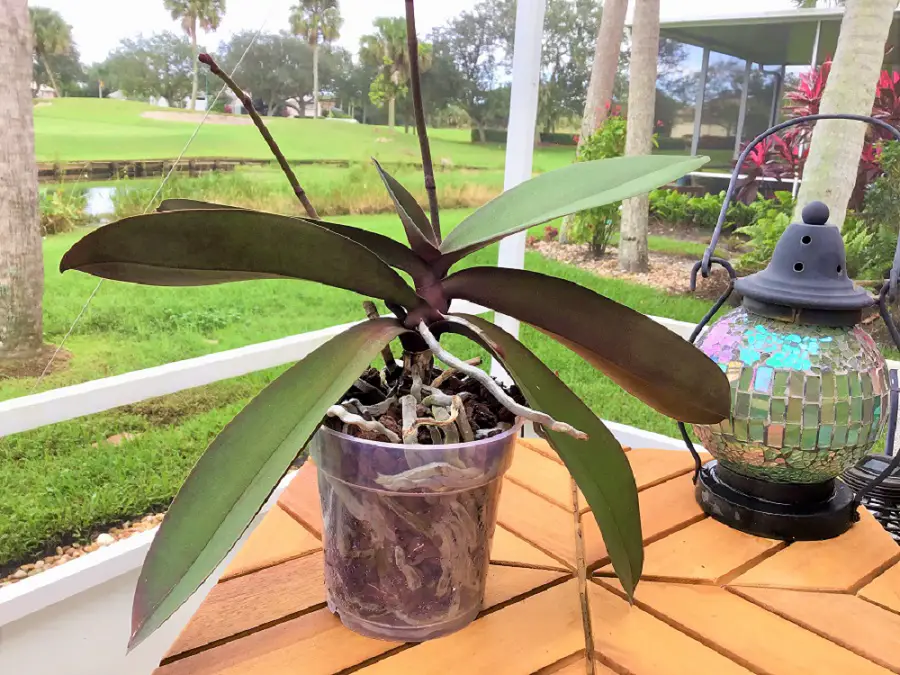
733 59 753 160
811 19 822 67
491 0 546 379
690 47 711 156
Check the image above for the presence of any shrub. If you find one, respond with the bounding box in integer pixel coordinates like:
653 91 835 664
649 189 757 232
656 137 687 151
735 191 796 273
569 117 628 257
39 189 89 236
469 129 579 146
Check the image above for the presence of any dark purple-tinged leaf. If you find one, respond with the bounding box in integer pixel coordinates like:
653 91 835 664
437 313 643 598
157 199 430 278
373 159 441 256
438 155 708 257
129 318 408 649
442 267 730 424
61 209 423 309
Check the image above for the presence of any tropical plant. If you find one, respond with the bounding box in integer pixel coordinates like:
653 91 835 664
290 0 342 118
60 5 729 649
570 115 628 257
163 0 225 111
360 17 432 128
39 189 89 235
28 6 74 96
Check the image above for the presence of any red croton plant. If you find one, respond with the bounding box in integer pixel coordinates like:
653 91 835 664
740 57 900 205
60 1 730 649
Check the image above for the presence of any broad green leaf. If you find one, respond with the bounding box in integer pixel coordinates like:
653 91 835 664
61 209 423 309
129 318 408 649
373 159 441 254
157 199 430 278
439 314 643 597
442 267 730 424
438 155 709 255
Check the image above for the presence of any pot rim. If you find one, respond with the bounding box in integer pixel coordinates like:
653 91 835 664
316 416 524 452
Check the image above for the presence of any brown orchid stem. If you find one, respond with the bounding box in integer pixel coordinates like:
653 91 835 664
363 301 399 374
198 53 319 220
416 321 589 440
404 0 440 239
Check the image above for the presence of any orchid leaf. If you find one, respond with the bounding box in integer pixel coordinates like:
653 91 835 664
438 313 643 598
129 318 408 649
373 159 441 255
442 267 730 423
156 199 430 277
61 209 423 309
438 155 708 256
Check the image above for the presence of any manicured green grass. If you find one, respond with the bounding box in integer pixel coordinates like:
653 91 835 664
34 99 574 172
0 208 715 570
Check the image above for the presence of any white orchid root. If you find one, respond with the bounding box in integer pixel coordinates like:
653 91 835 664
417 320 589 441
327 405 400 443
431 357 482 388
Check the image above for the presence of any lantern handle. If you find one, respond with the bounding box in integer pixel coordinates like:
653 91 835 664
679 257 737 482
699 113 900 299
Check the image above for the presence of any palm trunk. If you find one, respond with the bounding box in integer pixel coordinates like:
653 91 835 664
388 96 396 129
312 43 320 118
41 54 61 97
580 0 628 143
1 0 44 358
618 0 660 274
561 0 628 244
795 0 895 228
189 18 199 111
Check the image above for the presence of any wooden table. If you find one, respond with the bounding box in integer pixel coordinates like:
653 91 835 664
155 439 900 675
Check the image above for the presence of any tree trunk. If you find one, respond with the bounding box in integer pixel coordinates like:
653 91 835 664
189 17 199 111
1 0 44 358
476 123 486 143
618 0 660 274
795 0 895 228
580 0 628 144
312 43 320 118
388 96 396 129
41 54 61 97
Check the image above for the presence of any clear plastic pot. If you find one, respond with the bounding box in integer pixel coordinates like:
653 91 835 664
310 420 522 642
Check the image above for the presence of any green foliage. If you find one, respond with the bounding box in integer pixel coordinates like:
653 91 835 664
102 33 195 106
39 189 89 236
29 6 75 94
289 0 342 46
735 191 796 273
569 118 627 257
855 142 900 280
649 188 756 232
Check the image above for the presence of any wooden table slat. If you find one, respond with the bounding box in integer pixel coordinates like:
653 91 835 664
729 509 900 592
220 506 321 581
157 445 900 675
732 586 900 673
606 579 894 675
597 517 785 584
858 561 900 615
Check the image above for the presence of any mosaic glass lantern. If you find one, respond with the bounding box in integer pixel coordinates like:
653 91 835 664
681 114 900 541
692 202 888 539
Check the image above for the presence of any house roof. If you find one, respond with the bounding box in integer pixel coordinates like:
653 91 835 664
652 8 900 67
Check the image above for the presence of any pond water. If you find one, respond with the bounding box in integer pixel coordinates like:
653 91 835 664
85 186 117 217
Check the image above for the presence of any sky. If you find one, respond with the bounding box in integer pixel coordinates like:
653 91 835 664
31 0 799 66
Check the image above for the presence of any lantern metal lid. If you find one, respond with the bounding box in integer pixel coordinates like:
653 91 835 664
735 202 875 326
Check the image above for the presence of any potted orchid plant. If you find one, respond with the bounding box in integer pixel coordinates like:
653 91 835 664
60 0 730 648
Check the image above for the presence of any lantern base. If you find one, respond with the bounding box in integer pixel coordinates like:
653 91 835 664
696 461 859 541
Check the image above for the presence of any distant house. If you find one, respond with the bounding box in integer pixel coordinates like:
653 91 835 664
183 94 208 112
108 90 127 100
149 95 169 107
33 83 57 99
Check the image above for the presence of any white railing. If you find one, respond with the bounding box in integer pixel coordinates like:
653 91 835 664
3 309 889 675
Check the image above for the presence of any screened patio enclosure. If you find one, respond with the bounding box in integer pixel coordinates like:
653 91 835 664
655 7 900 162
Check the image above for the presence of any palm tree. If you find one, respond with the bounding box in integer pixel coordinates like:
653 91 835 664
164 0 225 111
795 0 895 228
360 17 431 129
29 7 73 97
579 0 628 144
2 0 43 358
618 0 661 273
290 0 342 119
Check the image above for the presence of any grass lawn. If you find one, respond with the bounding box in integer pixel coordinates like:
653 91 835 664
0 208 715 571
34 99 575 173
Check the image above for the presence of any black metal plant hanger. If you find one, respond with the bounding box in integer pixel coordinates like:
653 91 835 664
678 113 900 510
